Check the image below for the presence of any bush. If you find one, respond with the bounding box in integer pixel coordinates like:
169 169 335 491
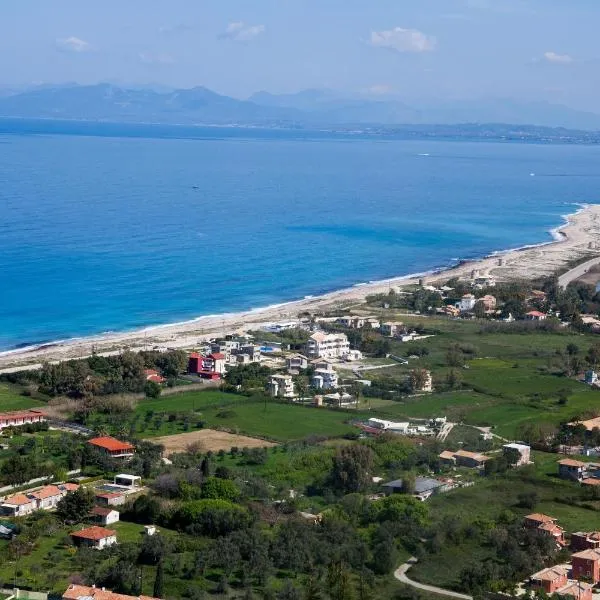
200 477 240 502
171 499 250 537
144 380 162 398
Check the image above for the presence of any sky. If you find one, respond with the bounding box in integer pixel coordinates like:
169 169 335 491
1 0 599 110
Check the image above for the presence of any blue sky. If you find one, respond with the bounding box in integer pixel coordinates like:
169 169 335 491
1 0 598 109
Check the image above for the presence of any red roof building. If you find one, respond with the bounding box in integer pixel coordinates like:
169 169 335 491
88 436 135 459
63 584 161 600
70 526 117 550
143 369 165 384
573 548 600 583
0 409 46 430
188 352 226 379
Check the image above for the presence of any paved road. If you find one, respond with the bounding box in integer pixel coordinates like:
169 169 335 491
558 255 600 289
395 558 473 600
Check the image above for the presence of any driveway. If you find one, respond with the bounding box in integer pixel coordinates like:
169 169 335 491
395 558 473 600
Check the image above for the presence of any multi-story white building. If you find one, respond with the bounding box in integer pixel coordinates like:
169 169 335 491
268 374 295 399
312 369 339 390
306 332 350 359
456 294 477 312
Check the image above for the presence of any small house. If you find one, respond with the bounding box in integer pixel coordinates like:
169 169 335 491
0 494 36 517
525 310 547 321
70 526 117 550
95 492 127 507
62 584 161 600
114 474 142 488
88 436 135 460
558 458 586 482
572 548 600 583
90 506 120 526
286 354 309 372
502 443 531 466
453 450 489 469
529 566 568 594
572 531 600 552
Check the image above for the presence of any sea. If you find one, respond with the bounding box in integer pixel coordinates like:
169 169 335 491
1 118 600 352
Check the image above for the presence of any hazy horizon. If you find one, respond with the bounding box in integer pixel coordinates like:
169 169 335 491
2 0 599 112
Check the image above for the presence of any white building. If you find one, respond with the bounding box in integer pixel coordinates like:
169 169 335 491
456 294 477 312
366 418 410 433
312 369 339 390
306 332 350 359
344 349 363 362
114 474 142 488
286 354 309 372
268 374 295 398
381 322 403 337
503 443 531 467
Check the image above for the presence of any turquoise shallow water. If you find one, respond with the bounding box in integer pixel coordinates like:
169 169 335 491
1 119 600 350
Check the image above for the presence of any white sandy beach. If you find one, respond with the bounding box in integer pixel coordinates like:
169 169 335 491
2 204 600 372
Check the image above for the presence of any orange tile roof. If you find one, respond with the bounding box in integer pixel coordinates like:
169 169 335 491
531 566 568 582
582 478 600 486
71 526 116 541
60 483 80 492
573 548 600 561
454 449 489 461
558 458 587 467
30 485 62 500
556 581 594 599
439 451 456 460
62 584 160 600
88 436 134 452
525 513 556 524
2 493 34 506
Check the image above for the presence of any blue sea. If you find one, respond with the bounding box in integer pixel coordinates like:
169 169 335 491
1 118 600 351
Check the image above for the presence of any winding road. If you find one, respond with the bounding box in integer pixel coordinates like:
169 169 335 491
394 558 473 600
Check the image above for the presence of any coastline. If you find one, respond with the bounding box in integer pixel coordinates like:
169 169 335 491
2 203 600 372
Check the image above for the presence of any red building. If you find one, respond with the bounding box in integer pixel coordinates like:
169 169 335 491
188 352 226 380
530 566 568 594
572 548 600 583
572 532 600 552
88 436 135 459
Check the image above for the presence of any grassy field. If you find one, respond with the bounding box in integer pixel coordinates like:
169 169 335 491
409 450 600 590
0 383 45 412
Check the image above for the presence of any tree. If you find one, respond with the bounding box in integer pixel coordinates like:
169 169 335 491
517 491 539 510
566 343 580 356
400 473 416 495
144 380 162 399
587 343 600 368
56 488 94 523
408 369 429 393
200 477 240 502
473 301 487 319
153 560 164 599
330 445 375 494
277 580 301 600
371 533 398 575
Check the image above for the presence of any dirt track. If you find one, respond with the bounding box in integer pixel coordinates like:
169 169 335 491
153 429 276 455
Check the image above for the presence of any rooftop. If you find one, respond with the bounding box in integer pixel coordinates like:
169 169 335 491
63 584 160 600
573 548 600 560
525 513 557 524
2 493 33 506
558 458 587 467
530 566 568 582
88 436 135 452
71 526 117 541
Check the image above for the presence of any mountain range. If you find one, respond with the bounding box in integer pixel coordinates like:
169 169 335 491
1 83 600 130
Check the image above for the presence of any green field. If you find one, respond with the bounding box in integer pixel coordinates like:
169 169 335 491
0 383 45 412
409 450 600 590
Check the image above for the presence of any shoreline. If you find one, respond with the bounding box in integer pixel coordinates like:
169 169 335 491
2 203 600 372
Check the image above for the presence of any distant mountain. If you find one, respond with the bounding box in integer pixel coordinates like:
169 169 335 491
1 83 600 130
0 83 302 125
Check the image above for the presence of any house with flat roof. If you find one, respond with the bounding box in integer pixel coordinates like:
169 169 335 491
381 477 452 501
88 436 135 460
503 443 531 466
114 474 142 488
71 525 117 550
95 492 127 507
267 374 295 399
453 450 489 469
312 369 339 390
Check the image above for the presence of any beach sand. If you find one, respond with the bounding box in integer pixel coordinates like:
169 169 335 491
2 204 600 371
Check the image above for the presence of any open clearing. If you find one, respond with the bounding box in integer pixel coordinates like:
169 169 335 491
153 428 277 454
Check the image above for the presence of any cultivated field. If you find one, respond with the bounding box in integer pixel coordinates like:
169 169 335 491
153 428 277 454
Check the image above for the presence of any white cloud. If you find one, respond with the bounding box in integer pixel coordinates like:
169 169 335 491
220 21 265 42
370 27 436 53
543 51 573 65
56 36 92 53
138 52 175 65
